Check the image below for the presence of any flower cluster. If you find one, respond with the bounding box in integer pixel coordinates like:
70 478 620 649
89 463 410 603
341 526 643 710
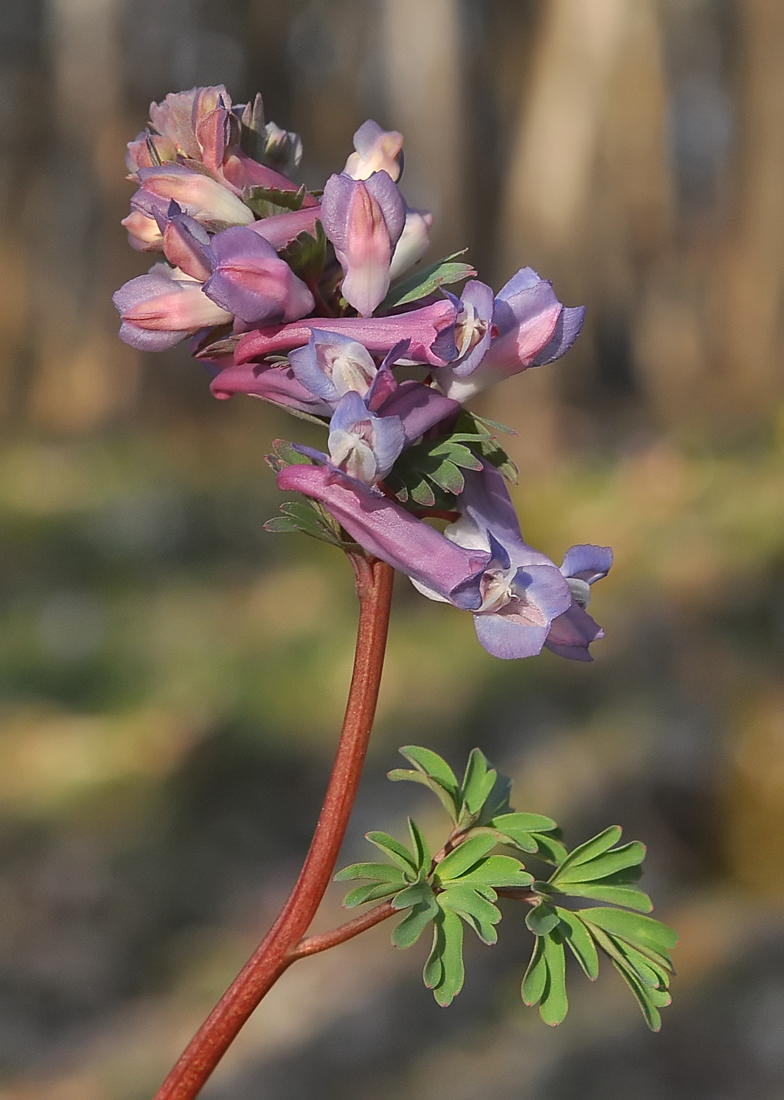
114 86 611 661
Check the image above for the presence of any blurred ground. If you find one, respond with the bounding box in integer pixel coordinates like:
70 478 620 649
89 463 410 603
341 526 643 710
0 1 783 1098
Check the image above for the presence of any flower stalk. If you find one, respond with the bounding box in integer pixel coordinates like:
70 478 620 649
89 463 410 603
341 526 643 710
152 555 394 1100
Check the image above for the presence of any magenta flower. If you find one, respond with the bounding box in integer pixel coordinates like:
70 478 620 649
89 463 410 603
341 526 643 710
277 463 490 608
202 226 314 324
544 545 612 661
210 361 334 417
320 171 406 316
436 268 585 401
235 299 458 367
249 206 321 250
113 265 231 351
147 85 230 162
160 204 213 281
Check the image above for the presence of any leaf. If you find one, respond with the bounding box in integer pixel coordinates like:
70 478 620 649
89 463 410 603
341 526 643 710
391 881 434 910
264 500 344 546
540 931 568 1026
279 221 327 284
555 908 599 980
391 746 461 820
549 826 623 879
392 891 439 949
526 903 560 936
580 908 677 955
609 958 663 1032
408 817 431 875
558 882 653 912
460 749 498 818
491 812 558 840
457 854 533 889
427 459 465 495
243 183 307 217
436 834 498 882
265 438 314 473
439 883 502 944
410 479 437 507
381 252 476 310
522 935 547 1006
333 862 408 884
433 908 465 1006
530 833 569 865
365 831 418 874
423 920 444 990
343 881 403 908
552 840 646 885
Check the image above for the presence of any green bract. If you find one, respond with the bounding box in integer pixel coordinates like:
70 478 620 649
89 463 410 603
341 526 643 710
335 745 676 1026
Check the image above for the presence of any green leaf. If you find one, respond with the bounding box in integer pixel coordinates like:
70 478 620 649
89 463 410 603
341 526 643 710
264 500 344 546
423 919 444 990
540 931 568 1026
526 903 560 936
390 746 461 820
343 881 402 908
439 883 502 944
279 221 327 284
380 251 476 310
243 183 307 217
436 834 497 882
410 479 437 507
392 890 439 949
557 881 653 912
457 854 533 889
433 908 465 1006
408 817 431 875
491 812 558 841
580 908 677 955
555 908 600 980
530 833 569 864
427 459 465 495
550 826 623 879
391 881 434 910
333 862 408 884
552 840 646 885
609 958 663 1032
522 935 547 1006
460 749 498 818
365 831 418 874
265 438 315 473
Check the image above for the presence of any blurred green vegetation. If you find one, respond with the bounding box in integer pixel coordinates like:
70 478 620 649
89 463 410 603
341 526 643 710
1 0 784 1097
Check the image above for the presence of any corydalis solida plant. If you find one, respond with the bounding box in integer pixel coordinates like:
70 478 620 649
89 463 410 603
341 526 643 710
115 87 675 1100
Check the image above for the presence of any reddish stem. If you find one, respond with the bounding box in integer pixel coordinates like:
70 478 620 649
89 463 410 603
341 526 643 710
152 556 395 1100
293 899 397 958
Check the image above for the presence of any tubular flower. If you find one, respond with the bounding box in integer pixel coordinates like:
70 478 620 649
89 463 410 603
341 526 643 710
436 267 585 402
115 86 607 663
113 264 231 351
202 227 314 324
320 170 406 316
343 120 404 182
544 545 612 661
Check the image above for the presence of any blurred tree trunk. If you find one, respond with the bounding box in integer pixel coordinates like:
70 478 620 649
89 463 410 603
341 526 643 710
26 0 139 433
380 0 465 257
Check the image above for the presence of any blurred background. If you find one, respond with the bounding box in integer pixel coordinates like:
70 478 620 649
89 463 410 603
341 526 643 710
0 0 783 1096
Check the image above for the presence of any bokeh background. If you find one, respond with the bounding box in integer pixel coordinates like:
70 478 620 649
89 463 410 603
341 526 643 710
0 0 783 1096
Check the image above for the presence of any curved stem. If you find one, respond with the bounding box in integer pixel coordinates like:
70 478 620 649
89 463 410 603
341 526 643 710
293 899 397 959
153 556 395 1100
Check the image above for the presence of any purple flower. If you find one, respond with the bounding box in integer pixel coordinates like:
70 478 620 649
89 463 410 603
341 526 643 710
287 330 379 405
436 267 585 401
412 462 573 659
202 226 314 324
371 375 459 445
389 208 433 280
277 463 490 607
235 299 458 367
147 86 230 162
136 166 254 229
125 130 177 175
210 360 334 416
113 264 231 351
326 390 406 483
321 171 406 316
249 206 321 250
343 120 404 182
544 544 612 661
160 204 213 281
